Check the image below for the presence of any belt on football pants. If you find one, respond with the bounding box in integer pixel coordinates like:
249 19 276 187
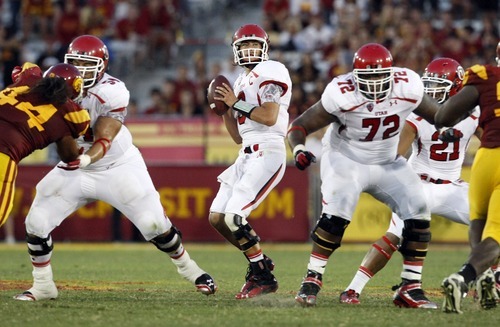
243 144 260 154
419 174 452 184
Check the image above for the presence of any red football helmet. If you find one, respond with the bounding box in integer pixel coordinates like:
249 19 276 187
232 24 269 66
421 57 464 103
64 35 109 89
352 43 394 101
43 63 84 101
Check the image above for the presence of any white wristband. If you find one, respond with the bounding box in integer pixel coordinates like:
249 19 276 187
78 154 91 168
293 144 306 156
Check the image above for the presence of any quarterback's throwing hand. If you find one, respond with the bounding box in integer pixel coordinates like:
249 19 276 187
294 145 316 170
438 128 463 142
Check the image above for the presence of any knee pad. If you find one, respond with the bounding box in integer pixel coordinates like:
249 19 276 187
149 226 182 253
225 213 260 251
399 219 431 258
311 214 350 252
26 233 53 257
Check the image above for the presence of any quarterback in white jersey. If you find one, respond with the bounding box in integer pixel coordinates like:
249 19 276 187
14 35 217 302
208 24 291 299
288 43 441 309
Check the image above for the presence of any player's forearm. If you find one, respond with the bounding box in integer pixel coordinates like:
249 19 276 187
84 137 112 163
223 112 242 144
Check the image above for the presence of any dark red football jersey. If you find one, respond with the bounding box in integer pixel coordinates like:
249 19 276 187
463 64 500 148
0 63 90 163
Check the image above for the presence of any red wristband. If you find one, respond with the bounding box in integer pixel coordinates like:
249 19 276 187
94 137 111 156
287 125 308 137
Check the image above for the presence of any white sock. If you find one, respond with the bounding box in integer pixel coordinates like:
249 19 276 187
171 250 204 283
345 266 373 294
401 260 423 281
307 252 328 275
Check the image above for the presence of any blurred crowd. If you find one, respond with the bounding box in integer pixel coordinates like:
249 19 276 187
0 0 499 118
141 0 500 118
260 0 499 117
0 0 187 87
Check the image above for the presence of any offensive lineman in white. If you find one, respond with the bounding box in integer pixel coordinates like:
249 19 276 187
14 35 217 301
288 43 443 308
209 24 292 299
339 57 483 305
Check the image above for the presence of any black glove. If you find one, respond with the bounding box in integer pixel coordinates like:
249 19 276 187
438 128 463 142
294 149 316 170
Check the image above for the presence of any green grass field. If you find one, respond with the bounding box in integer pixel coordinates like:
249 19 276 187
0 242 497 327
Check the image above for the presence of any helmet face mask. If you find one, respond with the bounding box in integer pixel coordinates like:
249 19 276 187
64 35 109 89
43 63 84 101
352 43 394 101
421 57 464 103
232 24 269 67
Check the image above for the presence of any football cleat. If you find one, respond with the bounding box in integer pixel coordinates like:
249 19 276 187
441 273 468 314
244 254 274 281
236 259 278 299
393 281 438 309
295 270 323 307
195 273 218 296
474 269 498 310
339 289 360 304
235 273 278 299
13 280 58 301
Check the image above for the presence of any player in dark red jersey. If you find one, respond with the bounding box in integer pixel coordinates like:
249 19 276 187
0 62 90 227
437 42 500 313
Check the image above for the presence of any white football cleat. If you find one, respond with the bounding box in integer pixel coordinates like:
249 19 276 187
14 280 58 301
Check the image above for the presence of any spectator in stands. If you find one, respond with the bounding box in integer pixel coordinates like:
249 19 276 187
296 14 334 53
172 64 199 113
290 0 320 27
278 16 304 52
143 87 169 115
178 89 203 118
54 0 82 56
135 0 179 67
262 0 290 33
109 2 144 76
295 52 320 93
21 0 55 40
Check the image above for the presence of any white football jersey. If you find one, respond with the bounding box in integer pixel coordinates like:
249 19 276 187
76 73 135 170
407 107 480 181
232 60 292 145
321 67 424 164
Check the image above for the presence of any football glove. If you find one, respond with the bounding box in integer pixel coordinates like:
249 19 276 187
438 128 463 142
293 145 316 171
57 154 91 170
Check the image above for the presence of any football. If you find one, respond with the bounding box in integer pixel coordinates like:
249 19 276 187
207 75 231 116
